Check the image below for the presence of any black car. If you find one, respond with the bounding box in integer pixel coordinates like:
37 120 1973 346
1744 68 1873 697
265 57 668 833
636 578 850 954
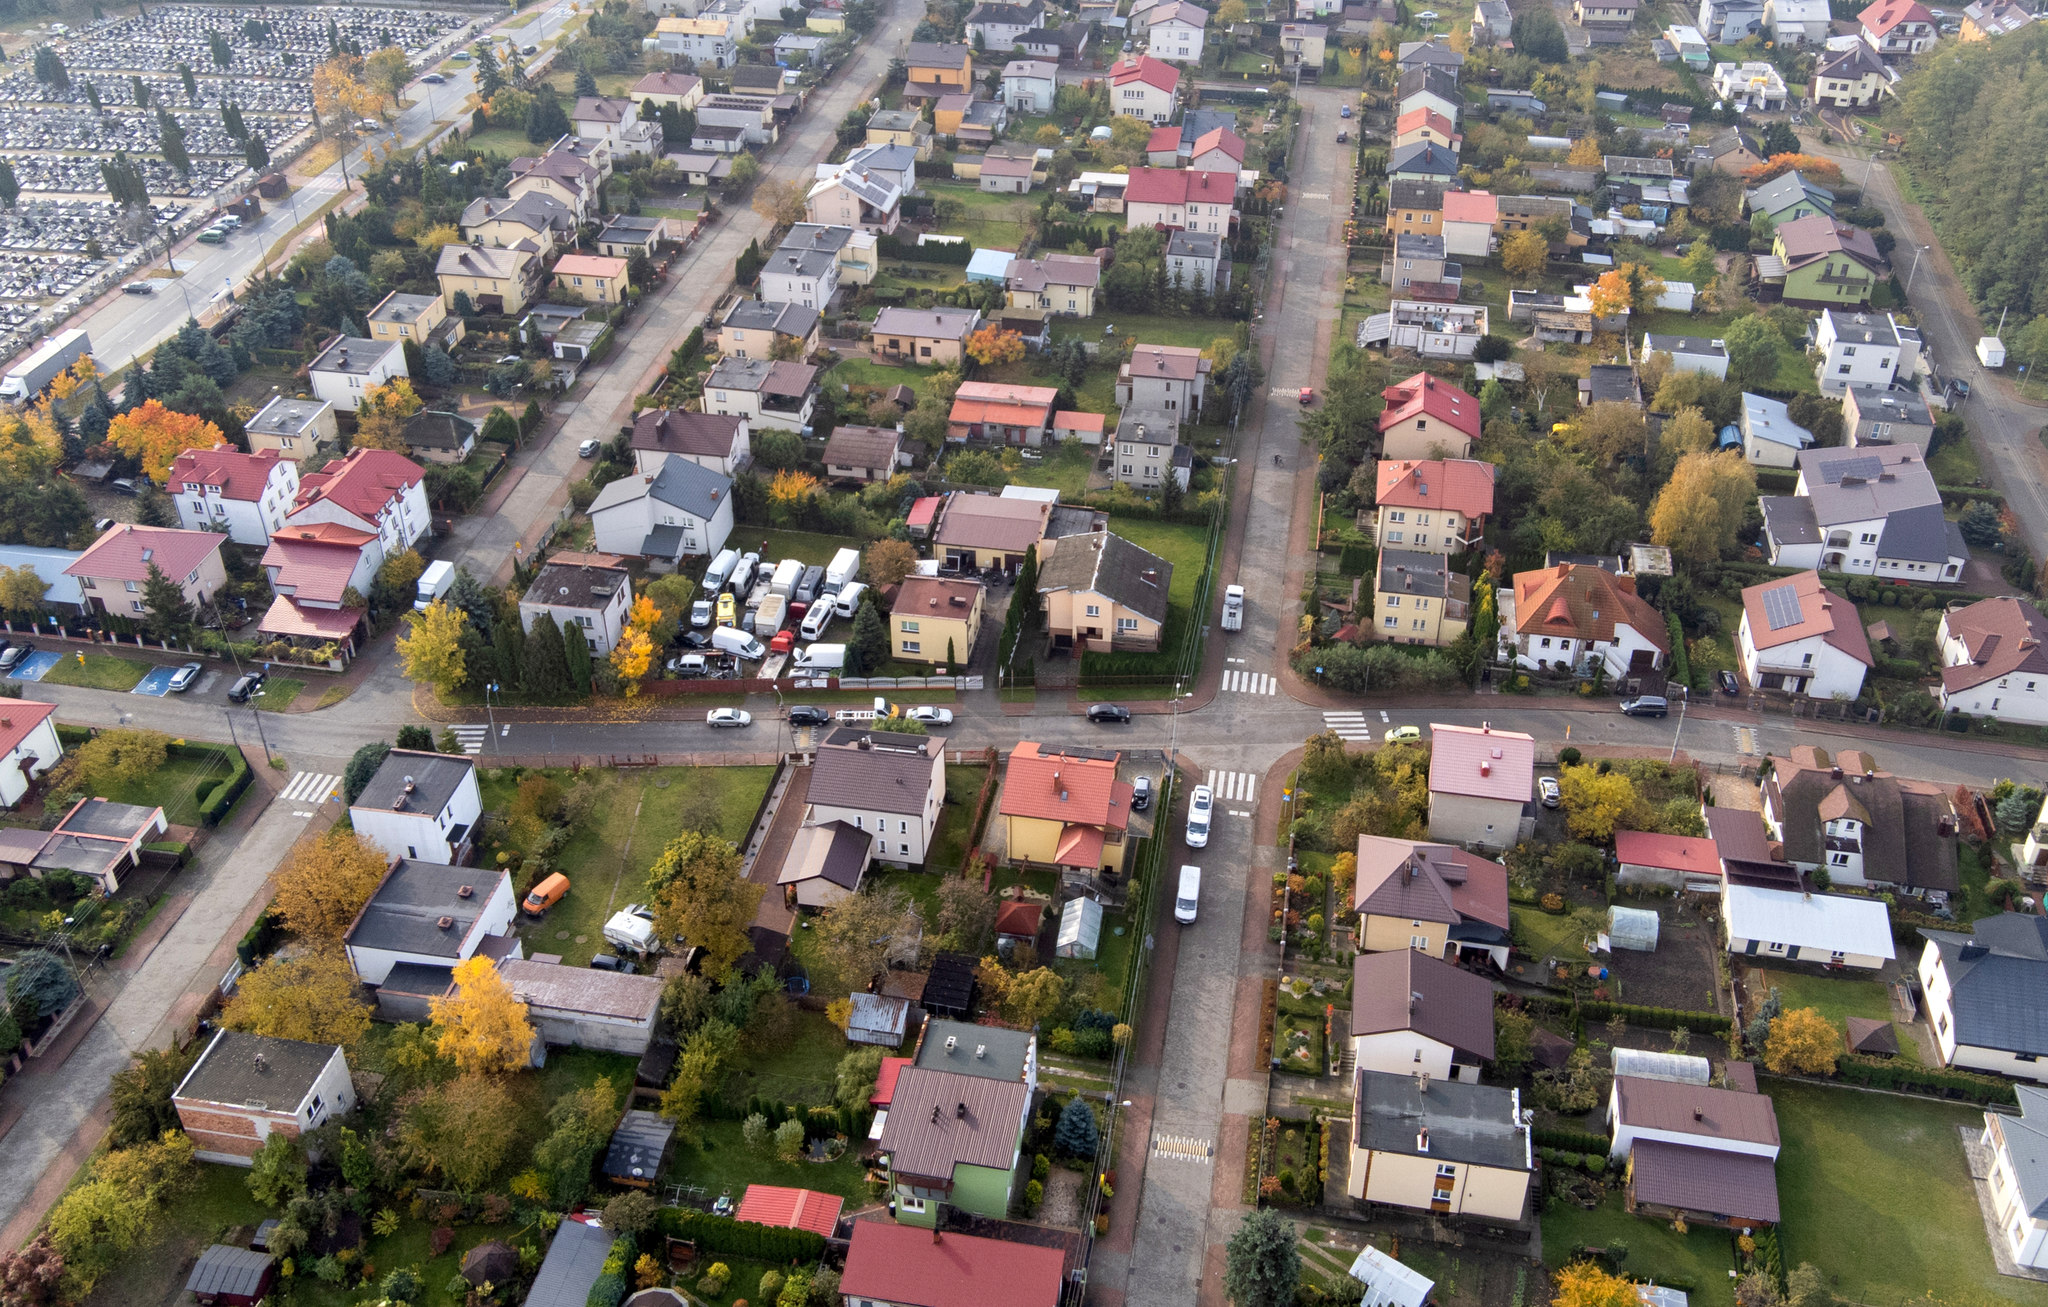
676 630 713 650
787 705 831 727
0 642 28 672
1716 670 1740 696
1086 703 1131 724
228 670 266 703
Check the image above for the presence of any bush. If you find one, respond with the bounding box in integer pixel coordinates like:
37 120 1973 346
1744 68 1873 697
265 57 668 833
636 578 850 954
1025 1178 1043 1208
1833 1053 2017 1103
1578 999 1732 1033
655 1208 828 1263
1534 1126 1610 1154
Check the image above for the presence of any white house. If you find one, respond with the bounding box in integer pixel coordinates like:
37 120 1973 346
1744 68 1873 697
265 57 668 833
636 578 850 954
172 1031 356 1165
588 458 736 563
1739 391 1816 468
1607 1076 1782 1162
1164 229 1228 296
343 860 517 986
1000 59 1059 114
1711 60 1789 110
519 560 633 656
1441 191 1498 260
1108 55 1180 124
1760 744 1958 895
1122 167 1236 234
966 0 1047 50
306 335 406 413
1505 562 1670 677
1144 0 1207 62
1860 0 1937 59
348 750 483 867
703 357 819 432
1938 596 2048 725
1814 309 1922 393
1981 1085 2048 1269
1111 409 1192 493
1737 570 1873 700
0 701 60 809
1642 333 1728 379
498 957 666 1055
166 447 300 546
1349 948 1495 1084
1764 0 1832 43
630 408 752 478
1115 343 1210 420
287 448 432 563
805 163 903 235
656 14 739 66
1760 444 1966 582
804 728 946 867
1922 917 2048 1084
571 95 661 158
759 242 840 310
1720 882 1896 968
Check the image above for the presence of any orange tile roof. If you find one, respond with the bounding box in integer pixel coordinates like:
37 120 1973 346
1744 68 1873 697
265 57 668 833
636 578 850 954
1375 458 1496 517
1378 372 1480 442
1741 570 1873 666
736 1185 844 1237
999 741 1127 827
553 253 629 279
1511 562 1670 650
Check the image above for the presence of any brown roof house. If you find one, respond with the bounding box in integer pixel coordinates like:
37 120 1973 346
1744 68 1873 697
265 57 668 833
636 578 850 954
1609 1075 1781 1229
932 492 1050 571
1760 743 1958 894
629 408 751 478
1937 595 2048 726
777 819 872 909
173 1030 356 1165
499 956 666 1056
1352 835 1512 966
876 1064 1030 1224
1507 561 1670 678
822 424 905 484
1351 948 1496 1083
804 727 946 866
1036 530 1172 655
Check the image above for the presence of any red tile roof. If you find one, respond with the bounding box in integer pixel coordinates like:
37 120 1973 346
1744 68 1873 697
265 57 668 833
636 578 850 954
1124 167 1236 207
1147 125 1182 153
870 1055 913 1107
1859 0 1933 33
999 741 1128 827
1053 411 1105 435
67 524 223 584
0 701 56 760
1615 831 1723 877
841 1222 1066 1307
1378 373 1480 442
258 594 364 640
951 380 1060 430
1375 458 1495 518
994 900 1043 938
292 448 424 524
1741 570 1873 666
1191 126 1246 163
1426 723 1535 804
1395 107 1458 138
166 446 287 502
907 496 944 529
735 1185 844 1237
1441 190 1499 225
1108 53 1179 92
262 526 375 604
1511 563 1671 650
1940 595 2048 693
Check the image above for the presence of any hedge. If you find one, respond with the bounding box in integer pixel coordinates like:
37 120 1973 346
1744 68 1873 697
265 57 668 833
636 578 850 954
1831 1054 2018 1104
655 1208 828 1263
189 743 253 827
55 723 91 748
1534 1126 1610 1155
1576 999 1731 1034
237 909 285 968
1665 611 1694 692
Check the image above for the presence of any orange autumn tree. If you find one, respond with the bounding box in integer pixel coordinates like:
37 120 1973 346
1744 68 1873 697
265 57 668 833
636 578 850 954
106 399 223 481
966 325 1026 367
1741 153 1844 188
354 378 424 451
608 594 660 696
1585 268 1634 322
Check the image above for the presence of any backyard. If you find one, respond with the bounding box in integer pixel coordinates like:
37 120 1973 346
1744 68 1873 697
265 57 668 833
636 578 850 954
1542 1193 1737 1307
927 764 990 872
1744 967 1912 1058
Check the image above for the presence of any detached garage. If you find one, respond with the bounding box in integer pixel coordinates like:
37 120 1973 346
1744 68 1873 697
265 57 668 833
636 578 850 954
498 958 665 1055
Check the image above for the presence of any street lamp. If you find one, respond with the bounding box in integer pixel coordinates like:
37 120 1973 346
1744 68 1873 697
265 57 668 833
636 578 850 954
1668 684 1689 764
1907 244 1931 292
485 681 499 752
249 685 273 764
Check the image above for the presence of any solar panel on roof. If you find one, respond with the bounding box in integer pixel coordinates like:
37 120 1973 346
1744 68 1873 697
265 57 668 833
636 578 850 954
1762 583 1803 631
1822 455 1883 483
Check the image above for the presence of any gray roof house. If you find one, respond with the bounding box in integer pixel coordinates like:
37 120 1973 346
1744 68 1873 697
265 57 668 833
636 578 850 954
1980 1084 2048 1264
1039 529 1174 629
1346 1070 1534 1215
1388 141 1461 182
1642 333 1728 379
1761 444 1966 582
342 860 518 985
1921 915 2048 1079
805 728 946 866
1744 170 1834 225
589 456 737 562
1842 384 1935 452
1739 391 1814 465
914 1017 1036 1084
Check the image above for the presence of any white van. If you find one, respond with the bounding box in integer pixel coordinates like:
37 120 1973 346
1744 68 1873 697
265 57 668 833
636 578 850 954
704 548 739 592
834 581 868 618
1174 865 1201 924
711 626 767 661
800 602 834 641
729 552 760 595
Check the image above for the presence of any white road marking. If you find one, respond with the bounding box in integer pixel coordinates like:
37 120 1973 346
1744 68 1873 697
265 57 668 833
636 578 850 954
448 725 490 754
280 772 339 805
1152 1133 1215 1163
1322 711 1373 740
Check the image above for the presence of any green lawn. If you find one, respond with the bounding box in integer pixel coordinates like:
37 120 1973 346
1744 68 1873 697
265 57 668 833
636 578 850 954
929 765 989 871
1008 440 1095 498
1512 905 1586 964
42 652 148 691
1747 968 1916 1061
1772 1078 2048 1307
70 744 243 828
479 765 775 965
665 1115 873 1208
1051 314 1234 352
749 528 871 567
1542 1193 1736 1306
726 1008 873 1106
1929 437 1984 485
254 677 305 712
1104 517 1210 610
926 180 1034 247
823 355 938 393
874 262 969 295
467 126 535 158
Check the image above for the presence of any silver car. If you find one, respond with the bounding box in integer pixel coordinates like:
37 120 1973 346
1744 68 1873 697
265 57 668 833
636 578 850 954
168 662 203 693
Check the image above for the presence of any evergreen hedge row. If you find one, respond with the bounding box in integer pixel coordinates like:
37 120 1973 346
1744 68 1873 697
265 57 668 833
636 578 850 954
655 1208 828 1263
1576 999 1731 1034
1533 1126 1610 1155
1831 1054 2018 1104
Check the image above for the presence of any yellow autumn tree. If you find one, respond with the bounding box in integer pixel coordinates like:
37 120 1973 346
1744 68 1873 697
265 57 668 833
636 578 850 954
1554 1262 1641 1307
1500 229 1548 280
430 955 536 1075
221 948 373 1046
354 378 424 453
273 829 393 945
313 54 382 131
398 599 468 695
1556 764 1646 841
1585 268 1633 322
966 325 1026 367
1650 451 1756 565
106 399 224 482
1764 1007 1842 1074
47 357 95 402
1567 135 1603 168
609 594 660 696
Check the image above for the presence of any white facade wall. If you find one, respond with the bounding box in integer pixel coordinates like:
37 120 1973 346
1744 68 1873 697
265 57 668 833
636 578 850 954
1736 614 1870 701
1938 621 2048 724
521 585 632 656
173 461 299 546
1511 621 1664 677
1920 943 2048 1083
590 490 735 560
1147 16 1205 61
1815 333 1903 393
309 351 405 414
1606 1082 1783 1161
345 877 516 985
1986 1122 2048 1268
284 478 431 565
349 769 484 866
1352 1030 1480 1083
0 716 61 808
759 262 840 309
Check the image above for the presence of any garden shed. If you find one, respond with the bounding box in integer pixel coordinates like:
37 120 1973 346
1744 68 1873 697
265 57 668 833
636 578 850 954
185 1245 275 1306
603 1109 675 1187
1612 1048 1711 1085
1607 905 1661 952
1056 896 1103 959
1347 1245 1434 1307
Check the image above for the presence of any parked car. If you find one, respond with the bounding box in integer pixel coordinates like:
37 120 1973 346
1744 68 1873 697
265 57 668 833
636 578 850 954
1716 670 1740 696
1185 784 1213 848
0 643 31 672
578 439 601 457
1538 776 1561 808
1131 774 1153 811
1337 129 1348 143
676 629 713 650
706 707 753 728
420 71 447 83
787 705 831 727
108 478 137 495
168 662 203 693
1298 387 1314 405
690 600 713 628
228 670 266 703
1620 695 1669 718
121 281 154 295
1086 703 1131 724
1340 104 1353 118
905 705 954 727
1384 724 1422 744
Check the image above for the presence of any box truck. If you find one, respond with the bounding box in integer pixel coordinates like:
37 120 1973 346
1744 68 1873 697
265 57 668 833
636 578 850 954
824 547 861 594
1221 585 1244 631
1 330 91 402
769 557 803 597
749 593 788 637
415 560 456 610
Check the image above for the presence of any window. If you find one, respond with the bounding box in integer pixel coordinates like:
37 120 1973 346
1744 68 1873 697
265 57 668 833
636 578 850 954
1386 531 1404 543
1117 617 1138 632
902 641 920 654
1085 604 1102 617
1384 615 1399 628
130 600 145 613
1860 532 1878 544
1388 511 1407 523
901 620 919 633
125 580 139 592
1411 934 1430 949
1766 941 1786 953
1385 595 1400 608
899 820 909 834
900 842 911 855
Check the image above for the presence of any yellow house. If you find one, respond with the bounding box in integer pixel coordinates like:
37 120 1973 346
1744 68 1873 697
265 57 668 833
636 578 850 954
890 575 985 666
629 69 705 112
1005 253 1100 317
435 244 544 316
367 291 463 348
1374 549 1471 647
1351 835 1514 967
867 108 933 155
906 41 975 96
933 93 971 136
1348 1071 1534 1219
1036 530 1171 656
553 252 632 304
1385 179 1445 236
998 741 1134 878
930 493 1049 570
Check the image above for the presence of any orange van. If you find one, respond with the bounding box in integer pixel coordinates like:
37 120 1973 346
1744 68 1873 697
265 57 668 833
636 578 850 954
523 872 570 916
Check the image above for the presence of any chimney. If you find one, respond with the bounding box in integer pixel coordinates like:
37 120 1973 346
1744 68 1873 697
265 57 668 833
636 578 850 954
457 885 475 898
253 1052 269 1073
931 1103 943 1123
1693 1106 1704 1122
437 915 455 929
956 1101 968 1119
1416 1126 1430 1152
945 1034 958 1052
404 776 416 793
1480 760 1491 777
975 1044 987 1059
1417 1070 1430 1095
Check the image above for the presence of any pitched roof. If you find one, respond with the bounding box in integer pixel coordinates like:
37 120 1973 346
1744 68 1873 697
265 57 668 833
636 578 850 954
1109 53 1180 91
1940 596 2048 693
1441 190 1498 224
1845 1016 1899 1054
1123 343 1208 383
1007 252 1102 292
1774 213 1882 270
1191 126 1245 162
1615 830 1722 877
999 740 1129 828
933 492 1051 551
822 424 903 469
871 1055 914 1107
68 524 223 584
1741 571 1873 665
872 306 982 340
1351 948 1495 1060
1795 443 1942 523
632 69 703 97
704 357 819 397
1353 835 1510 932
1510 563 1670 650
1389 179 1447 211
630 408 745 458
736 1186 844 1238
437 243 540 281
1388 141 1460 176
1396 65 1461 104
810 731 937 817
1150 0 1208 25
877 1064 1031 1177
1035 530 1173 625
994 900 1043 938
1005 57 1061 79
291 448 424 523
1613 1075 1782 1146
1995 1086 2048 1218
174 1029 338 1111
259 594 364 640
1924 918 2048 1057
1354 1070 1531 1171
526 1218 612 1307
261 523 377 604
1124 167 1237 206
1722 883 1899 959
1627 1139 1781 1223
500 957 664 1021
1378 373 1480 442
840 1223 1066 1307
1765 747 1957 893
165 446 285 502
1746 170 1834 217
1375 458 1495 517
907 40 974 67
0 700 56 760
722 298 823 340
1859 0 1933 32
1426 723 1535 804
553 253 628 281
1741 391 1813 452
950 381 1060 431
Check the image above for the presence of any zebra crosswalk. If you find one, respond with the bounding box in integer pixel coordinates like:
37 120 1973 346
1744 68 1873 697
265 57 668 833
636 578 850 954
1222 669 1277 696
1206 769 1258 812
1152 1133 1214 1163
1321 710 1375 741
447 725 490 755
279 771 340 808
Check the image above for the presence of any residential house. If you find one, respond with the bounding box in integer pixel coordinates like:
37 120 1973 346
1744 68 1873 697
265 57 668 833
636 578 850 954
932 493 1049 570
1372 458 1494 554
1574 0 1642 35
1387 143 1461 187
663 150 733 186
572 95 661 157
1396 66 1461 122
402 413 477 469
872 307 981 365
630 409 751 478
1116 343 1211 421
342 860 517 985
1810 39 1896 105
1760 444 1966 581
806 727 946 866
697 94 776 146
1352 834 1512 966
1397 36 1466 71
1351 949 1496 1082
1377 373 1479 460
978 155 1035 193
948 380 1059 445
1815 309 1921 391
867 108 934 157
243 396 335 458
1037 530 1172 654
305 335 405 414
891 574 985 665
773 31 829 63
1512 296 1605 345
629 69 705 113
1109 54 1180 123
1662 22 1712 64
1740 391 1816 468
1505 561 1669 676
702 357 819 432
1765 0 1832 42
287 448 430 561
1356 300 1491 359
1000 58 1059 113
1346 1071 1533 1219
1145 0 1207 61
1980 1086 2048 1269
728 64 786 97
1385 180 1445 236
1643 333 1729 378
1711 60 1788 109
348 750 483 866
1698 0 1766 40
1424 722 1534 853
1737 570 1874 699
905 41 975 98
1922 916 2048 1083
172 1031 355 1165
505 150 603 221
1440 191 1496 260
692 123 749 154
1492 192 1575 237
1608 1076 1782 1229
1111 409 1191 493
806 162 902 232
1937 596 2048 725
913 1018 1037 1088
1485 87 1544 113
1471 0 1514 42
166 447 297 546
1007 252 1101 316
1165 230 1229 296
1616 830 1728 894
259 521 380 645
1962 0 2036 37
1842 384 1935 451
1745 171 1834 227
67 524 225 619
1382 232 1458 293
435 244 544 316
1760 743 1959 894
1393 108 1462 154
1695 124 1764 173
655 15 738 66
1768 213 1884 307
29 796 166 894
822 424 905 484
759 241 841 309
588 458 735 562
843 1217 1063 1301
1860 0 1937 57
1123 167 1236 233
1375 551 1471 646
368 290 461 351
779 221 880 289
1188 126 1246 175
717 299 822 361
0 702 59 809
1281 22 1328 67
458 191 576 253
498 957 665 1055
966 0 1047 50
552 253 630 305
1721 881 1897 967
998 740 1135 881
519 561 633 656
